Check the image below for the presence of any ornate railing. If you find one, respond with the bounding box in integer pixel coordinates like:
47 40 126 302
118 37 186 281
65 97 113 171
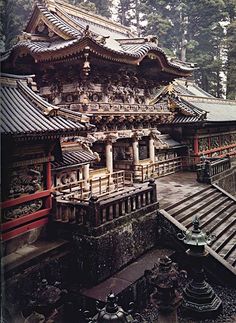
133 157 183 182
197 156 231 183
54 170 132 200
54 179 157 227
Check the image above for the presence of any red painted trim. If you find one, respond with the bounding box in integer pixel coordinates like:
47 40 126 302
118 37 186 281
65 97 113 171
1 190 51 209
45 196 52 209
208 137 211 151
2 218 48 241
46 156 52 190
195 143 236 156
1 208 51 232
193 136 199 155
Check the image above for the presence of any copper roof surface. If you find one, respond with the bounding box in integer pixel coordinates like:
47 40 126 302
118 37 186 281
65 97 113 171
174 80 214 98
2 0 194 75
174 81 236 122
186 100 236 122
52 149 96 169
158 81 236 124
1 74 90 138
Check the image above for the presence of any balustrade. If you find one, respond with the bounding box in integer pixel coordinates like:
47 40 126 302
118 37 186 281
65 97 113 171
54 170 127 199
54 180 157 227
197 156 231 183
134 157 183 182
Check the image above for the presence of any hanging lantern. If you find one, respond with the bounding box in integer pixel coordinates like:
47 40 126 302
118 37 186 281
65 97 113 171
83 47 91 77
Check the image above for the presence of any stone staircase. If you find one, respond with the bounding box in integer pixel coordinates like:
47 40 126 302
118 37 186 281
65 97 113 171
161 184 236 277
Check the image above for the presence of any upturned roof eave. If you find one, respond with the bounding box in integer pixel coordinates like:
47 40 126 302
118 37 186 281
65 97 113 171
6 36 193 77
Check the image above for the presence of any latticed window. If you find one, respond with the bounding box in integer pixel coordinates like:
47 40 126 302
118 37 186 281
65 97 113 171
211 136 220 149
199 138 209 152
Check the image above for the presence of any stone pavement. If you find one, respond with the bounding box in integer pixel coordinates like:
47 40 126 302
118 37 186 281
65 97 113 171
155 171 207 209
81 248 173 302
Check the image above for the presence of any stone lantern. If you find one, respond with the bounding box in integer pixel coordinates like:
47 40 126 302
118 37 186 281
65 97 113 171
178 216 222 318
85 293 136 323
145 256 185 323
23 279 67 321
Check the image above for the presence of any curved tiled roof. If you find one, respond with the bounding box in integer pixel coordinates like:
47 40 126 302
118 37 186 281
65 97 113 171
2 0 193 76
186 99 236 122
36 0 81 38
52 149 96 169
8 37 193 75
1 74 90 138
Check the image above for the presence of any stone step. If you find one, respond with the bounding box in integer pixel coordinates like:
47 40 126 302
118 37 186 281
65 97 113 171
183 196 232 228
169 188 218 217
162 183 236 274
228 247 236 267
209 217 236 255
214 222 236 254
176 190 223 223
204 205 236 236
164 186 212 212
219 235 236 260
190 199 235 231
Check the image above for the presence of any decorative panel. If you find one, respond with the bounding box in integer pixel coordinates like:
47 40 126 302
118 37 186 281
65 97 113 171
199 138 209 152
7 164 44 200
2 199 43 222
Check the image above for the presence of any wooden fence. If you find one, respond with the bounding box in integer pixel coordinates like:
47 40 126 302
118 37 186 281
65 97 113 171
54 180 157 227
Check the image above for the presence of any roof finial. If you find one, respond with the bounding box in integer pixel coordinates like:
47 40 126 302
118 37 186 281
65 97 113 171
43 0 56 12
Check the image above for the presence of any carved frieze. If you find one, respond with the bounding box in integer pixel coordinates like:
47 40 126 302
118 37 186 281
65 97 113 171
8 165 43 199
3 199 43 221
38 69 163 108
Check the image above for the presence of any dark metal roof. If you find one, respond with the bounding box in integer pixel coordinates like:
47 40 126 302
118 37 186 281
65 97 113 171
52 149 96 169
36 0 81 38
170 115 204 124
1 74 89 138
1 0 193 74
156 134 184 148
174 80 214 98
187 100 236 122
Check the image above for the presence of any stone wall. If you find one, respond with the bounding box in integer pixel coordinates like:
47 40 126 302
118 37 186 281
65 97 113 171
2 243 74 322
53 203 159 285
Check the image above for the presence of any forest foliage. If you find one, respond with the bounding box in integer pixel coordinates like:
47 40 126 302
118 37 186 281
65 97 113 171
0 0 235 99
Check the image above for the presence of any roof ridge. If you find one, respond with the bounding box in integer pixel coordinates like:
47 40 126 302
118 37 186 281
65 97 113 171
53 0 135 37
35 0 81 38
17 79 59 116
182 95 236 104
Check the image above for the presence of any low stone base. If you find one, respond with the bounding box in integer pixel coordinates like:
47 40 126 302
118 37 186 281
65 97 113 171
53 203 159 285
182 280 222 319
80 248 174 316
2 240 73 322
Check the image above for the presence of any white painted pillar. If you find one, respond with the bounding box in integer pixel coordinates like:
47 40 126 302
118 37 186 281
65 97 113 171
149 136 155 163
83 164 90 191
132 139 139 165
106 141 113 173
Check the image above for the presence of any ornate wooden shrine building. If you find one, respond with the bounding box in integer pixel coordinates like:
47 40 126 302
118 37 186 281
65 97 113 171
3 0 236 184
1 73 95 243
1 0 236 321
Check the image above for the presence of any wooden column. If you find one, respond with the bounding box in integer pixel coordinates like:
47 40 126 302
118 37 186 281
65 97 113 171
83 163 90 191
194 135 199 155
105 140 113 173
45 154 52 209
149 136 155 163
132 139 139 165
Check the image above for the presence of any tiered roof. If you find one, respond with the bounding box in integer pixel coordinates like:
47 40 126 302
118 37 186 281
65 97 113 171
3 0 194 77
52 149 97 170
1 74 91 139
158 80 236 124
